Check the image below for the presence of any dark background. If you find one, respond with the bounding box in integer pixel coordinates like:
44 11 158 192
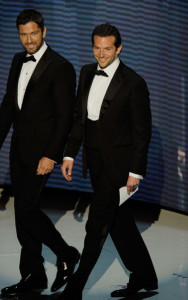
0 0 187 213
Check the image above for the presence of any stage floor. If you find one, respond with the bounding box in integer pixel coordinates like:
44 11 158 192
0 188 188 300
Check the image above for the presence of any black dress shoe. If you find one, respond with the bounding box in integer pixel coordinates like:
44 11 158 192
57 292 82 300
57 283 82 300
111 281 158 297
1 275 47 296
51 247 80 292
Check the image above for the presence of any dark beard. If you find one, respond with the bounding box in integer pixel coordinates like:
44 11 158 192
25 38 44 55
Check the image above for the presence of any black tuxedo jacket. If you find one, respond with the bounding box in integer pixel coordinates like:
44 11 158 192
0 46 76 166
65 61 151 188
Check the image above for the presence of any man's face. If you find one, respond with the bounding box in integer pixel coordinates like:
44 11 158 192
93 35 122 69
18 21 46 54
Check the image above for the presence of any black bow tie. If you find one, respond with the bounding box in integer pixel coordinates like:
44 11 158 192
94 70 108 77
23 55 36 63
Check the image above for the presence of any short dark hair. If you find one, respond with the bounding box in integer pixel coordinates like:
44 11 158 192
91 23 122 49
16 9 44 32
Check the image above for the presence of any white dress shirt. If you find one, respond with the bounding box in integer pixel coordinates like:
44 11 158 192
87 57 120 120
17 42 48 109
65 57 143 179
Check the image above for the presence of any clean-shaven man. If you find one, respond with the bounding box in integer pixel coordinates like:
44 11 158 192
60 23 158 300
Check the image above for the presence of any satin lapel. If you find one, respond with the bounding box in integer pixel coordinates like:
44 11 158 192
99 62 125 120
14 52 26 111
21 48 52 110
82 66 96 122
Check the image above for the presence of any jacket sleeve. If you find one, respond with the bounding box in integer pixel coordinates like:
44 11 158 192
0 55 17 149
42 61 76 162
129 77 152 176
64 66 85 159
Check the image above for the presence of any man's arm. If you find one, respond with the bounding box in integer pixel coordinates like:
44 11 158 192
61 159 74 181
60 67 88 180
60 65 87 183
62 66 86 159
42 60 76 162
126 175 140 194
129 77 151 176
125 77 151 193
0 55 17 149
36 157 55 175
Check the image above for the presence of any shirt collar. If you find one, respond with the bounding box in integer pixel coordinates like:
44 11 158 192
97 57 120 77
26 41 48 62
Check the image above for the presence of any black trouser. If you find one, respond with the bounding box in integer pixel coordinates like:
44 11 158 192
110 202 157 284
73 147 119 287
10 150 69 280
73 148 157 289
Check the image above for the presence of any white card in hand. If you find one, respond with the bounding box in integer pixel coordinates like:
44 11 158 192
119 186 138 205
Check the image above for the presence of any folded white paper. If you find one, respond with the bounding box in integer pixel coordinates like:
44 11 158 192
119 186 138 205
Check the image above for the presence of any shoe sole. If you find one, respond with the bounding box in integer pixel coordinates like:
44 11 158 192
1 287 46 297
111 283 158 298
144 284 158 291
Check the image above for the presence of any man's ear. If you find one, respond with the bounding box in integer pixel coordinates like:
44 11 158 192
116 44 122 55
43 26 47 38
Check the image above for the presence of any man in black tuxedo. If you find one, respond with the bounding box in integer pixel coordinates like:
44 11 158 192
0 9 80 296
61 23 158 299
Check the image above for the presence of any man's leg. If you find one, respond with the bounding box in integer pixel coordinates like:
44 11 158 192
110 201 157 282
110 201 158 297
10 155 70 279
1 153 79 296
58 148 119 299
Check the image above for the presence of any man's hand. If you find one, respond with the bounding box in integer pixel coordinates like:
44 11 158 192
37 157 55 175
126 176 140 195
61 160 73 181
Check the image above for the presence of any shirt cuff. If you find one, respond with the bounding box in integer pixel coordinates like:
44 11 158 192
129 172 143 180
63 156 74 161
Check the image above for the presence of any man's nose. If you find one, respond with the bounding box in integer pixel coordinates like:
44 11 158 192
27 34 32 43
99 49 104 57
